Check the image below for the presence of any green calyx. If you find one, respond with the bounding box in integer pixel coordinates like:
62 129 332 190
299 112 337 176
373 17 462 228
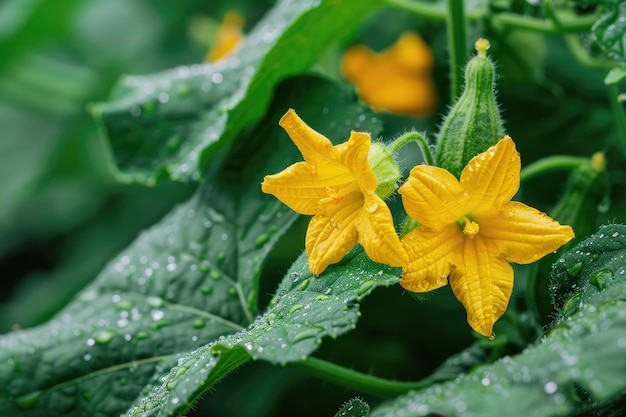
368 142 401 200
435 38 504 178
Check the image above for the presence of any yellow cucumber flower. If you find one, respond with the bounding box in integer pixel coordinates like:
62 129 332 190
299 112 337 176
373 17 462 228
206 11 245 63
262 109 408 275
399 136 574 337
341 32 436 117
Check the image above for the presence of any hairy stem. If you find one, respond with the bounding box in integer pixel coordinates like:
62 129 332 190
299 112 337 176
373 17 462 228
520 155 588 182
291 356 436 397
389 131 434 165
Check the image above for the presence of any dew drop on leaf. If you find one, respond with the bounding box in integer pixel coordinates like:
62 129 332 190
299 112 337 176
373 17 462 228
14 391 41 409
590 268 614 290
93 330 117 344
356 280 377 297
255 233 270 248
289 304 305 314
292 327 321 343
567 261 583 277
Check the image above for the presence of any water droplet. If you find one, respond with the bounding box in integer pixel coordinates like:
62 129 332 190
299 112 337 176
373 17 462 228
14 391 41 409
176 84 191 98
290 272 301 282
130 106 141 117
590 268 614 290
562 292 583 316
481 377 491 386
544 381 558 394
115 300 133 311
158 92 170 104
151 320 173 330
365 200 378 213
289 304 305 314
567 262 583 277
211 73 223 84
93 330 117 344
612 231 619 238
150 310 165 321
356 280 377 297
255 233 270 248
292 327 321 343
147 296 163 308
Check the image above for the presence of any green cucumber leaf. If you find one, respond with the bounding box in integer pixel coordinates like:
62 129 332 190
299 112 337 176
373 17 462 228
604 65 626 85
370 225 626 417
550 223 626 320
128 249 400 416
0 74 383 417
335 398 370 417
592 0 626 64
90 0 385 185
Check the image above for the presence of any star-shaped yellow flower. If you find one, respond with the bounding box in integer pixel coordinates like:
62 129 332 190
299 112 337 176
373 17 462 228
262 109 408 275
399 136 574 337
341 32 437 117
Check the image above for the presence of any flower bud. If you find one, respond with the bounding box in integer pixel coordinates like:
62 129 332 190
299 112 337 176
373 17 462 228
368 143 401 199
435 38 504 177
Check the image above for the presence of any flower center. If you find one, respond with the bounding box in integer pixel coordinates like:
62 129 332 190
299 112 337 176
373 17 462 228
459 216 480 239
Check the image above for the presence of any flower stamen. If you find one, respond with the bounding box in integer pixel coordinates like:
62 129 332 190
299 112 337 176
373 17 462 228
462 216 480 239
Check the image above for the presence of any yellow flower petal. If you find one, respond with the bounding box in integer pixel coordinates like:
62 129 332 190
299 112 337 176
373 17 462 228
207 11 245 63
449 236 513 337
279 109 339 168
306 190 362 275
356 194 408 267
387 32 434 72
341 46 375 82
399 165 466 229
480 201 574 264
336 131 377 194
461 136 520 213
400 224 462 292
340 32 437 117
261 162 332 215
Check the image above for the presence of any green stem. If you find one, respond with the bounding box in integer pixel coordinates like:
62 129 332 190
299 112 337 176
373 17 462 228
387 0 483 20
520 155 588 182
388 131 434 165
490 11 598 33
446 0 467 101
387 0 598 33
291 357 435 397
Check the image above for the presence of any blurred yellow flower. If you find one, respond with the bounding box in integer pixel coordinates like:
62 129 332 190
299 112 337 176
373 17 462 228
206 11 245 63
341 32 437 117
262 109 408 275
399 136 574 337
